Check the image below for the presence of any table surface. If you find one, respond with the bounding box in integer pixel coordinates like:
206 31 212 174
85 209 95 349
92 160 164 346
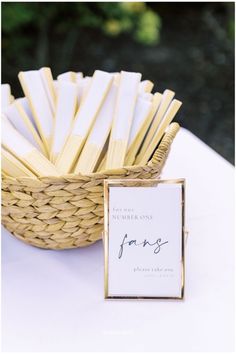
2 128 235 352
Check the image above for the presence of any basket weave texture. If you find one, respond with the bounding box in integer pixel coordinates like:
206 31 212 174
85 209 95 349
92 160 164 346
1 123 180 250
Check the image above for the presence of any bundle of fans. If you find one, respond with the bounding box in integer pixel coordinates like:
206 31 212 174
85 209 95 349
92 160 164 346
1 68 182 178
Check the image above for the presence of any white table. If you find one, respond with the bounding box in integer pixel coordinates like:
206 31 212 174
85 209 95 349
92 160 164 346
2 128 235 352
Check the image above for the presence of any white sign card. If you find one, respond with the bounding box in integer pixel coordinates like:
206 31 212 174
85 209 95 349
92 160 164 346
103 179 185 299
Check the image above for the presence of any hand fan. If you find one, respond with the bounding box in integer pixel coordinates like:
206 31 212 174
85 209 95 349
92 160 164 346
105 71 141 169
74 83 117 174
50 81 78 162
2 117 60 176
135 99 182 165
55 70 113 174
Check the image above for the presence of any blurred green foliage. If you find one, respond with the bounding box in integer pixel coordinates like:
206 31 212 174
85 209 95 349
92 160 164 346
2 2 161 51
1 2 161 83
2 2 161 43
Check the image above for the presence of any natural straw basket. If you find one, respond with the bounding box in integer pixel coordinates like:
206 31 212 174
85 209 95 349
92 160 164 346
1 122 180 250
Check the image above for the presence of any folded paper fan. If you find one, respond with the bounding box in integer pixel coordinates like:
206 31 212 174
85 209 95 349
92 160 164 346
135 99 182 165
50 81 78 162
105 71 141 169
15 97 37 129
74 83 117 174
2 117 60 177
4 101 46 155
18 69 55 154
55 70 113 174
2 147 36 178
125 92 162 166
138 89 175 159
139 80 154 93
1 84 12 109
39 67 56 113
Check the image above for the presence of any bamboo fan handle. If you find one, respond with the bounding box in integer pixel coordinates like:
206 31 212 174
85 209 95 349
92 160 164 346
149 122 180 166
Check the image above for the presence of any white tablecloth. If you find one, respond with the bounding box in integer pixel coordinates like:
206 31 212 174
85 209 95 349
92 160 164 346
2 128 235 352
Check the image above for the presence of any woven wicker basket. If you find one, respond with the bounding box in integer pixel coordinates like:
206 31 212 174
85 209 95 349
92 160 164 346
1 122 180 250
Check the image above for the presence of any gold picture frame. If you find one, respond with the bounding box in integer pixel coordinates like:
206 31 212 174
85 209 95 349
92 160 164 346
103 178 185 300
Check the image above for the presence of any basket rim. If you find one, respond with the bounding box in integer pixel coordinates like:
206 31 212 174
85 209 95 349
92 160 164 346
1 122 180 183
